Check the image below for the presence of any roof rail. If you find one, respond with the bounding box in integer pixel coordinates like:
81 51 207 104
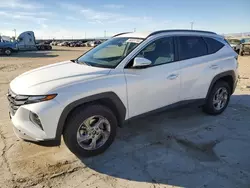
112 32 132 38
148 30 216 37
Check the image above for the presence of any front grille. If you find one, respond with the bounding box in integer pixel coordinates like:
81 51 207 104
7 89 28 116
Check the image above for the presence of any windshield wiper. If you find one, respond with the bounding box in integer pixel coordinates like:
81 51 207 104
70 59 78 63
71 59 91 66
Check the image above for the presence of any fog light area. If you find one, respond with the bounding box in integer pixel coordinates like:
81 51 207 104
29 112 43 130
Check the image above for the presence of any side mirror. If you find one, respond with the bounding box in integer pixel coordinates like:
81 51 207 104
133 57 152 68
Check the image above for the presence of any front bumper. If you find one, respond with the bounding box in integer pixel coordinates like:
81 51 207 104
13 126 60 146
8 97 63 145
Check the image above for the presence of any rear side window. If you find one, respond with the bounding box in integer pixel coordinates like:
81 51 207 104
177 36 207 60
203 37 224 54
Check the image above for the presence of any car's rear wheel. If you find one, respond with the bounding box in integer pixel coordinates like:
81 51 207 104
63 104 117 157
203 81 231 115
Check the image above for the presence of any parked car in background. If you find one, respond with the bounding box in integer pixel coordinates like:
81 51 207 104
239 42 250 56
0 36 18 55
240 38 250 44
87 41 95 47
227 39 241 53
58 41 69 46
74 41 83 47
8 30 238 157
69 41 78 47
81 42 88 47
87 40 102 47
36 42 52 50
51 41 59 46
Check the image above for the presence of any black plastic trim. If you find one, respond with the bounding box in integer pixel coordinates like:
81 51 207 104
147 30 216 38
112 32 132 38
206 70 237 100
54 92 126 143
125 99 205 123
24 139 61 147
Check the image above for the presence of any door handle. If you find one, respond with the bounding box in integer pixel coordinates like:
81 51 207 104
209 65 219 69
167 74 178 80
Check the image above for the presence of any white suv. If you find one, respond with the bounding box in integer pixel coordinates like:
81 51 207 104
8 30 238 157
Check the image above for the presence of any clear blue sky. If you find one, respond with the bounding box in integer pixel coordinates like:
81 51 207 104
1 0 250 39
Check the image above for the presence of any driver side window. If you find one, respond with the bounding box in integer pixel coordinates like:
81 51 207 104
136 37 175 66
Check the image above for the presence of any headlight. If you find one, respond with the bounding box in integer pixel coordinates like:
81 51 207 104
19 94 57 104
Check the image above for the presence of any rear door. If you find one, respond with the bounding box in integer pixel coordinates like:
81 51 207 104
177 36 224 100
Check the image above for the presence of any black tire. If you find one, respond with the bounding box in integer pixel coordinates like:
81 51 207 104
203 81 231 115
4 48 12 56
47 46 52 50
63 104 117 157
40 46 45 50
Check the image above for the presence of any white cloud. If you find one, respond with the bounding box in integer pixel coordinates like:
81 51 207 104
0 11 47 22
103 4 124 9
59 2 150 25
59 2 83 11
41 24 48 29
65 16 79 21
80 8 152 24
0 0 43 9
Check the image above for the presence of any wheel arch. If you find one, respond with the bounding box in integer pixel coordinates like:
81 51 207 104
206 70 236 100
55 92 126 143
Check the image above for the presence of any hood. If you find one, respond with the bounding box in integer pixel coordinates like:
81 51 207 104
10 61 111 95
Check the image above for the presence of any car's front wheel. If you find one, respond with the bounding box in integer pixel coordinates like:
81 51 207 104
4 48 12 56
203 81 231 115
63 104 117 157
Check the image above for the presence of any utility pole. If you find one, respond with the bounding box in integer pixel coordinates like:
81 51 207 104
104 30 106 38
85 32 86 39
134 28 136 32
190 22 194 30
13 29 16 39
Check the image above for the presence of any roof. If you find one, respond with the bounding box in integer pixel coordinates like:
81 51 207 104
114 30 218 39
114 32 151 39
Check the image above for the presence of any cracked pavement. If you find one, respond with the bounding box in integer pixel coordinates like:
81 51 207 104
0 47 250 188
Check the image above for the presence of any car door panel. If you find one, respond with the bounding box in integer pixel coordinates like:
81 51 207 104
123 36 180 118
124 63 180 118
179 55 221 100
176 36 222 101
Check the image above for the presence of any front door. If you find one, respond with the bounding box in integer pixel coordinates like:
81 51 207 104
124 36 181 118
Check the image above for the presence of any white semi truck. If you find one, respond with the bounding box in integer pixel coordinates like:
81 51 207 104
17 31 52 51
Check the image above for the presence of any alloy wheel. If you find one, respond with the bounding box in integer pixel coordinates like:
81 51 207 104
76 115 111 150
213 87 228 111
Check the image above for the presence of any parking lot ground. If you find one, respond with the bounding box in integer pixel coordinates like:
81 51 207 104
0 47 250 188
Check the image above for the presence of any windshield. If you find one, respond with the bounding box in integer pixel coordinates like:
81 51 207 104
77 37 143 68
227 39 240 45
